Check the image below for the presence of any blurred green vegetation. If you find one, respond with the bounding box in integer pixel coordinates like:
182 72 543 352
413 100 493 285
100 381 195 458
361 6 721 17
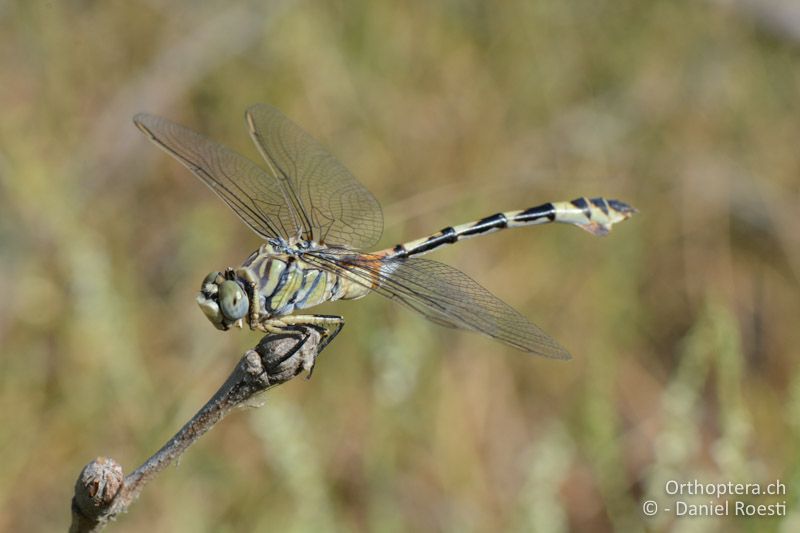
1 1 799 531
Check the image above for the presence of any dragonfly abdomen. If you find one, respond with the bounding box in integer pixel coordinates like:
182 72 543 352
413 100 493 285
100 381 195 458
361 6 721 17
390 197 636 258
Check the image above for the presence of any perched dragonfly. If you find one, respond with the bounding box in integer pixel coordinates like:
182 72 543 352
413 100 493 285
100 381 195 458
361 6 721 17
134 104 635 363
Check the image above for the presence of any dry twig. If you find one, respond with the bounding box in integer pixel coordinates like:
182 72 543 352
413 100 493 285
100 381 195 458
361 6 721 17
69 329 322 532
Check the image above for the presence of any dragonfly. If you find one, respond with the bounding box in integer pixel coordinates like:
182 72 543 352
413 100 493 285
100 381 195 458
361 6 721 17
134 104 635 366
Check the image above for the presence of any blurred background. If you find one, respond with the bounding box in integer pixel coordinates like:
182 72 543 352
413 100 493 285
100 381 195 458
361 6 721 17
1 1 799 531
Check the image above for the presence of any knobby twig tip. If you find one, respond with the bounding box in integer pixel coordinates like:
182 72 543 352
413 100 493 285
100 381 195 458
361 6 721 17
69 329 323 532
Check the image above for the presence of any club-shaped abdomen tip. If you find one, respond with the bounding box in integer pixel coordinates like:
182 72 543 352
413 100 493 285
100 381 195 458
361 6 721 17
580 198 637 236
608 199 638 218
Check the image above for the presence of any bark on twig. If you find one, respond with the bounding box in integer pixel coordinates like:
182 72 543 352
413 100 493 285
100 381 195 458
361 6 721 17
69 329 322 532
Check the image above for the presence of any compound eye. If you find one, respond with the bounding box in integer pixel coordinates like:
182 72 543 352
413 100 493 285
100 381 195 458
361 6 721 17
218 280 249 320
201 271 222 292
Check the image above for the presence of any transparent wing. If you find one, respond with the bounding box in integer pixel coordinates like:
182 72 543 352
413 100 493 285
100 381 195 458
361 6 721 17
302 249 571 359
246 103 384 250
134 113 302 240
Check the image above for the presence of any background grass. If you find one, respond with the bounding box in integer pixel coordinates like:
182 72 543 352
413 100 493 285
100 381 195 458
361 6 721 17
1 1 799 531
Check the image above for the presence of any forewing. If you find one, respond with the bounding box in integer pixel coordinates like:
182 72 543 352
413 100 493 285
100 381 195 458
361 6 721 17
303 249 571 358
246 103 383 250
134 113 300 239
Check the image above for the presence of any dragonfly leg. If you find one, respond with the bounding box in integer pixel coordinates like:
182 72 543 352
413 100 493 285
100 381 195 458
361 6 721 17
259 315 345 376
239 277 262 329
258 326 314 377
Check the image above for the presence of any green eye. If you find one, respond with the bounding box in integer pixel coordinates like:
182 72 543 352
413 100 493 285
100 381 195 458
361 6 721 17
201 271 222 292
218 280 249 320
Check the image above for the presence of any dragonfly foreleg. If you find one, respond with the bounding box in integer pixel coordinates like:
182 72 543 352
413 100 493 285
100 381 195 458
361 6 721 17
257 326 315 380
259 315 345 376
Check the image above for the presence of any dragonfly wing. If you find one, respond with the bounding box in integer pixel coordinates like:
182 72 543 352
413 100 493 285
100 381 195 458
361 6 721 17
303 249 571 359
134 113 302 240
246 103 383 250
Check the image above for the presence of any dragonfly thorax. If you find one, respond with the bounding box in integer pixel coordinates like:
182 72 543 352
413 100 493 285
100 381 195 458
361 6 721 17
196 242 368 332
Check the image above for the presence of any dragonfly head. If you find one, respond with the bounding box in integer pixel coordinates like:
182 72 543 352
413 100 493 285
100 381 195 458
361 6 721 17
197 271 249 330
